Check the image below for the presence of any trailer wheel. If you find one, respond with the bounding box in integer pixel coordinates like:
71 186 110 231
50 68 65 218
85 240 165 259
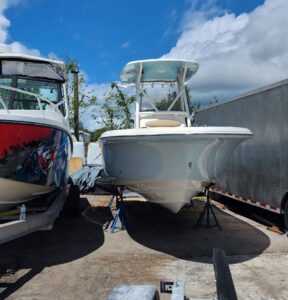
284 201 288 235
64 185 80 217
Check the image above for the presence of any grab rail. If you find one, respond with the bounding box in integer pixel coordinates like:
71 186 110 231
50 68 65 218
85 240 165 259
0 85 63 118
0 94 9 114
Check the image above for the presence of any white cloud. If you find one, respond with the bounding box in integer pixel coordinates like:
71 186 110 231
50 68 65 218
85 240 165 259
0 0 13 43
163 0 288 104
0 0 40 55
8 41 40 56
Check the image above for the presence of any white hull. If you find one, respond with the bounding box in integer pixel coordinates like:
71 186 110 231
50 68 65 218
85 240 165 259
0 178 55 211
99 127 252 213
125 179 205 213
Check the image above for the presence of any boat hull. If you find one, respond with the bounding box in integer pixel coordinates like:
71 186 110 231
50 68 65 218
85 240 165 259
99 128 252 213
0 122 71 210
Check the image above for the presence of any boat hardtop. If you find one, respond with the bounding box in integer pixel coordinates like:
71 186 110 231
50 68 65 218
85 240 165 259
0 52 64 66
0 50 66 82
120 59 199 84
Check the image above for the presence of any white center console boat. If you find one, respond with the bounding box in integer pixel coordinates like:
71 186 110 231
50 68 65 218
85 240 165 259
99 59 252 213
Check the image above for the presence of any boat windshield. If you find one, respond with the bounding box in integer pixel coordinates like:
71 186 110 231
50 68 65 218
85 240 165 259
0 76 63 111
139 83 184 112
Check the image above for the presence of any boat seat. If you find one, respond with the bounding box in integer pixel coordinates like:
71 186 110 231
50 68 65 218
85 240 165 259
145 120 182 127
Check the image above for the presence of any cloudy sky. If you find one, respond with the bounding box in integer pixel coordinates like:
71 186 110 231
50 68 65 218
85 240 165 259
1 0 287 130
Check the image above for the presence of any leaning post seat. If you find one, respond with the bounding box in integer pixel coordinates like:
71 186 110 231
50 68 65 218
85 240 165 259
139 111 187 128
145 120 182 127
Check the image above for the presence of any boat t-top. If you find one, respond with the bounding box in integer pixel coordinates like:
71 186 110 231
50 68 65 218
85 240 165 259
0 45 72 211
99 59 252 213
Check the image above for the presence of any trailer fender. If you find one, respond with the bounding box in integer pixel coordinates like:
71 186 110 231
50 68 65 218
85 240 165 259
280 192 288 232
280 191 288 214
284 202 288 233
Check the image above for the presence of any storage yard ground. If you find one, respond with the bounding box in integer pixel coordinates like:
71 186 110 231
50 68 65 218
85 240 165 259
0 195 288 300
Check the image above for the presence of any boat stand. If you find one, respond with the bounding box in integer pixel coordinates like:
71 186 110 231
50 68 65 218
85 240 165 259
195 184 222 230
109 187 132 233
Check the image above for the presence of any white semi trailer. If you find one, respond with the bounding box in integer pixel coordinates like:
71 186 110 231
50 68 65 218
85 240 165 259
195 79 288 230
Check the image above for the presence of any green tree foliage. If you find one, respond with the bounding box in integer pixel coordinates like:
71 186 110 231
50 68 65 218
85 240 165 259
100 82 135 130
65 57 135 140
155 91 180 111
89 127 107 142
153 86 201 114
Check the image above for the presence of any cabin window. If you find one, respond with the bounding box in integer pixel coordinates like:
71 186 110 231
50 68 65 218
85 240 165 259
17 79 59 102
0 76 64 113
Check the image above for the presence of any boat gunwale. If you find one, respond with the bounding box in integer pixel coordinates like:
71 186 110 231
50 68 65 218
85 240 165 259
100 127 253 139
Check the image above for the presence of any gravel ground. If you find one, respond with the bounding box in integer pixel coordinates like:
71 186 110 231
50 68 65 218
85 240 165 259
0 195 287 300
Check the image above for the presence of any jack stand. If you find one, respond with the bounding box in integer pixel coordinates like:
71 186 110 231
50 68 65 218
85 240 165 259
195 184 222 230
109 187 132 233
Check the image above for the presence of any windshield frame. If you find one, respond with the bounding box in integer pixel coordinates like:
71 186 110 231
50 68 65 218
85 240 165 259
139 82 185 112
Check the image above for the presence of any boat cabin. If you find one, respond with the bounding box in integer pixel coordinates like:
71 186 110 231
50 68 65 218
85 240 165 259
120 59 199 128
0 47 68 119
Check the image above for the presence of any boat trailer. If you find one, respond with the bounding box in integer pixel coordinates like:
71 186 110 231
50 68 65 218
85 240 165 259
0 185 79 244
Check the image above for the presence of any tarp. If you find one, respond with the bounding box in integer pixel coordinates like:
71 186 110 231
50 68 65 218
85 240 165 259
70 165 102 194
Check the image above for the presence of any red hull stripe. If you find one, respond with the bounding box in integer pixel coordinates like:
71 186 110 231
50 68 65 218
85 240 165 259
0 123 52 158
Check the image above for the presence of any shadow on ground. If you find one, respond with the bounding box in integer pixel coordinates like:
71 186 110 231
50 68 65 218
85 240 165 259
125 200 270 263
0 198 104 299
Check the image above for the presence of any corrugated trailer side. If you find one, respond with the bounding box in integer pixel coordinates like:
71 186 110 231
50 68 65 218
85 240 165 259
195 79 288 221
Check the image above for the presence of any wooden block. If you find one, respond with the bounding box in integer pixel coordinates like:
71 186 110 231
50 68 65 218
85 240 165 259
69 157 83 174
266 226 284 235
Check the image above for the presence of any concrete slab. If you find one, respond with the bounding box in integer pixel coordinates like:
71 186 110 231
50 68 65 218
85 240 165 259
0 196 287 299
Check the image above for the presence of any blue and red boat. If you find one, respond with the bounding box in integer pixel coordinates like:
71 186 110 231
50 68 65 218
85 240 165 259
0 49 72 211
